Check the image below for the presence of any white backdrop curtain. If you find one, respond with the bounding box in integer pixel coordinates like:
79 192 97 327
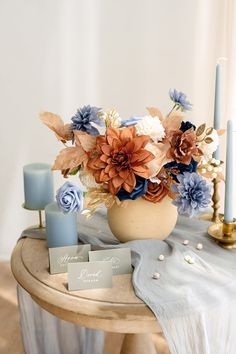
0 0 235 259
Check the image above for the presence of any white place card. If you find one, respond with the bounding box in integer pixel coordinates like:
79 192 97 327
49 244 91 274
68 261 113 291
89 248 132 275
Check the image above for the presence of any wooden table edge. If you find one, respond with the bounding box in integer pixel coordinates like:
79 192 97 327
11 239 162 334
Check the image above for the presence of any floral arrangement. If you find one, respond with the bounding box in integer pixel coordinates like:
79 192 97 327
41 90 223 217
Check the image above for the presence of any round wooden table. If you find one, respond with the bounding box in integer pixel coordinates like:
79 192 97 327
11 237 163 354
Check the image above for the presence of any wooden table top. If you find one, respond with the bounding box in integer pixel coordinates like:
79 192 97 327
11 238 162 333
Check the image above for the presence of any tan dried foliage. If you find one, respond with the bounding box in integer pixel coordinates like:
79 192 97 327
53 146 87 175
40 111 73 143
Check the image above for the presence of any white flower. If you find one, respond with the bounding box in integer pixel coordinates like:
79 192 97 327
135 115 165 141
198 129 219 157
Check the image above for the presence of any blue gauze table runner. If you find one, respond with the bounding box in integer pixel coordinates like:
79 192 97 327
22 209 236 354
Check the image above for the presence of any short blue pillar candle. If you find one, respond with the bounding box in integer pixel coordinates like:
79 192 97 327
23 163 54 210
45 202 78 248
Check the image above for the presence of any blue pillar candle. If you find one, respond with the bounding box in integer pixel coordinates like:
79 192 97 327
45 202 78 248
224 120 234 223
213 63 222 160
23 163 54 210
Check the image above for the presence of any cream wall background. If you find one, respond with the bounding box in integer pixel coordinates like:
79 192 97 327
0 0 235 259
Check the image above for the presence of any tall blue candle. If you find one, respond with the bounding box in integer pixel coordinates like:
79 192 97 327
23 163 54 210
224 120 234 223
45 202 78 248
213 63 222 160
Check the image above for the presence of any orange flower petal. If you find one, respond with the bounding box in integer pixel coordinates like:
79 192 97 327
112 175 125 188
101 145 112 156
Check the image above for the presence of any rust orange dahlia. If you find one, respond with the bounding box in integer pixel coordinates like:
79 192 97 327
87 126 155 194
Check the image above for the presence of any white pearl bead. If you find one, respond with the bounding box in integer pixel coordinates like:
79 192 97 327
215 160 221 166
188 257 195 264
218 166 223 172
213 167 218 172
196 243 203 250
201 168 206 174
184 255 191 262
212 172 217 178
152 272 160 279
183 240 189 245
158 255 165 261
211 158 216 164
207 165 213 172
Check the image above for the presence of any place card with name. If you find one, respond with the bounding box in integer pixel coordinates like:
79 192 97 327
89 248 132 275
49 244 91 274
68 261 113 291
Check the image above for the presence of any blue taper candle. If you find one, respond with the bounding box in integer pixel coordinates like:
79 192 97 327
23 163 54 210
224 120 234 223
45 202 78 248
213 63 222 160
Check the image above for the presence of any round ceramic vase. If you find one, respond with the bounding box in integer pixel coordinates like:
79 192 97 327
107 196 178 242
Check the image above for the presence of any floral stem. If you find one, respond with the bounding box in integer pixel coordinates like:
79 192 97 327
167 104 178 117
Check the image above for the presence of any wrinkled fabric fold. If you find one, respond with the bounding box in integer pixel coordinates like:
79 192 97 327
78 210 236 354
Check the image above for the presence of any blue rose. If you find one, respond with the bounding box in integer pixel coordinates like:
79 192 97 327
164 158 198 182
117 176 148 201
180 121 196 132
56 181 83 213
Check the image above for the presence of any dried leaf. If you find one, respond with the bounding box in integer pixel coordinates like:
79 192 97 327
206 127 213 135
146 107 164 121
40 112 73 143
162 111 183 131
205 137 213 144
74 131 96 152
53 146 87 173
196 123 206 136
217 129 226 136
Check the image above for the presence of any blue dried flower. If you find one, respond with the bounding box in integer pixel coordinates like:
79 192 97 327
56 181 83 213
164 159 198 182
171 172 211 217
169 89 192 112
180 121 196 132
117 176 148 201
71 105 103 135
120 116 142 127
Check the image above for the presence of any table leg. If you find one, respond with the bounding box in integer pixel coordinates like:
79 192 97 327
120 333 157 354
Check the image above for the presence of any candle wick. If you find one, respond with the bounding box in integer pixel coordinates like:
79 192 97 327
217 57 228 64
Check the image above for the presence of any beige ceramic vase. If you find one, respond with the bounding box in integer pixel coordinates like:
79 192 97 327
107 196 178 242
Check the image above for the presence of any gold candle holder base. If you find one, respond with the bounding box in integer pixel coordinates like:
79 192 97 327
208 217 236 249
22 204 45 229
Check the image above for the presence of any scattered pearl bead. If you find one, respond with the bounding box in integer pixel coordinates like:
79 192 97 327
201 168 206 174
184 255 191 262
215 159 221 166
196 243 203 250
152 272 160 279
184 255 195 264
183 240 189 245
213 167 218 172
218 166 223 172
212 172 217 179
207 166 213 172
211 158 216 164
158 254 165 261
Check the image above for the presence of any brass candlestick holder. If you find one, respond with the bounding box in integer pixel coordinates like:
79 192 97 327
199 176 221 222
208 215 236 249
22 204 45 229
